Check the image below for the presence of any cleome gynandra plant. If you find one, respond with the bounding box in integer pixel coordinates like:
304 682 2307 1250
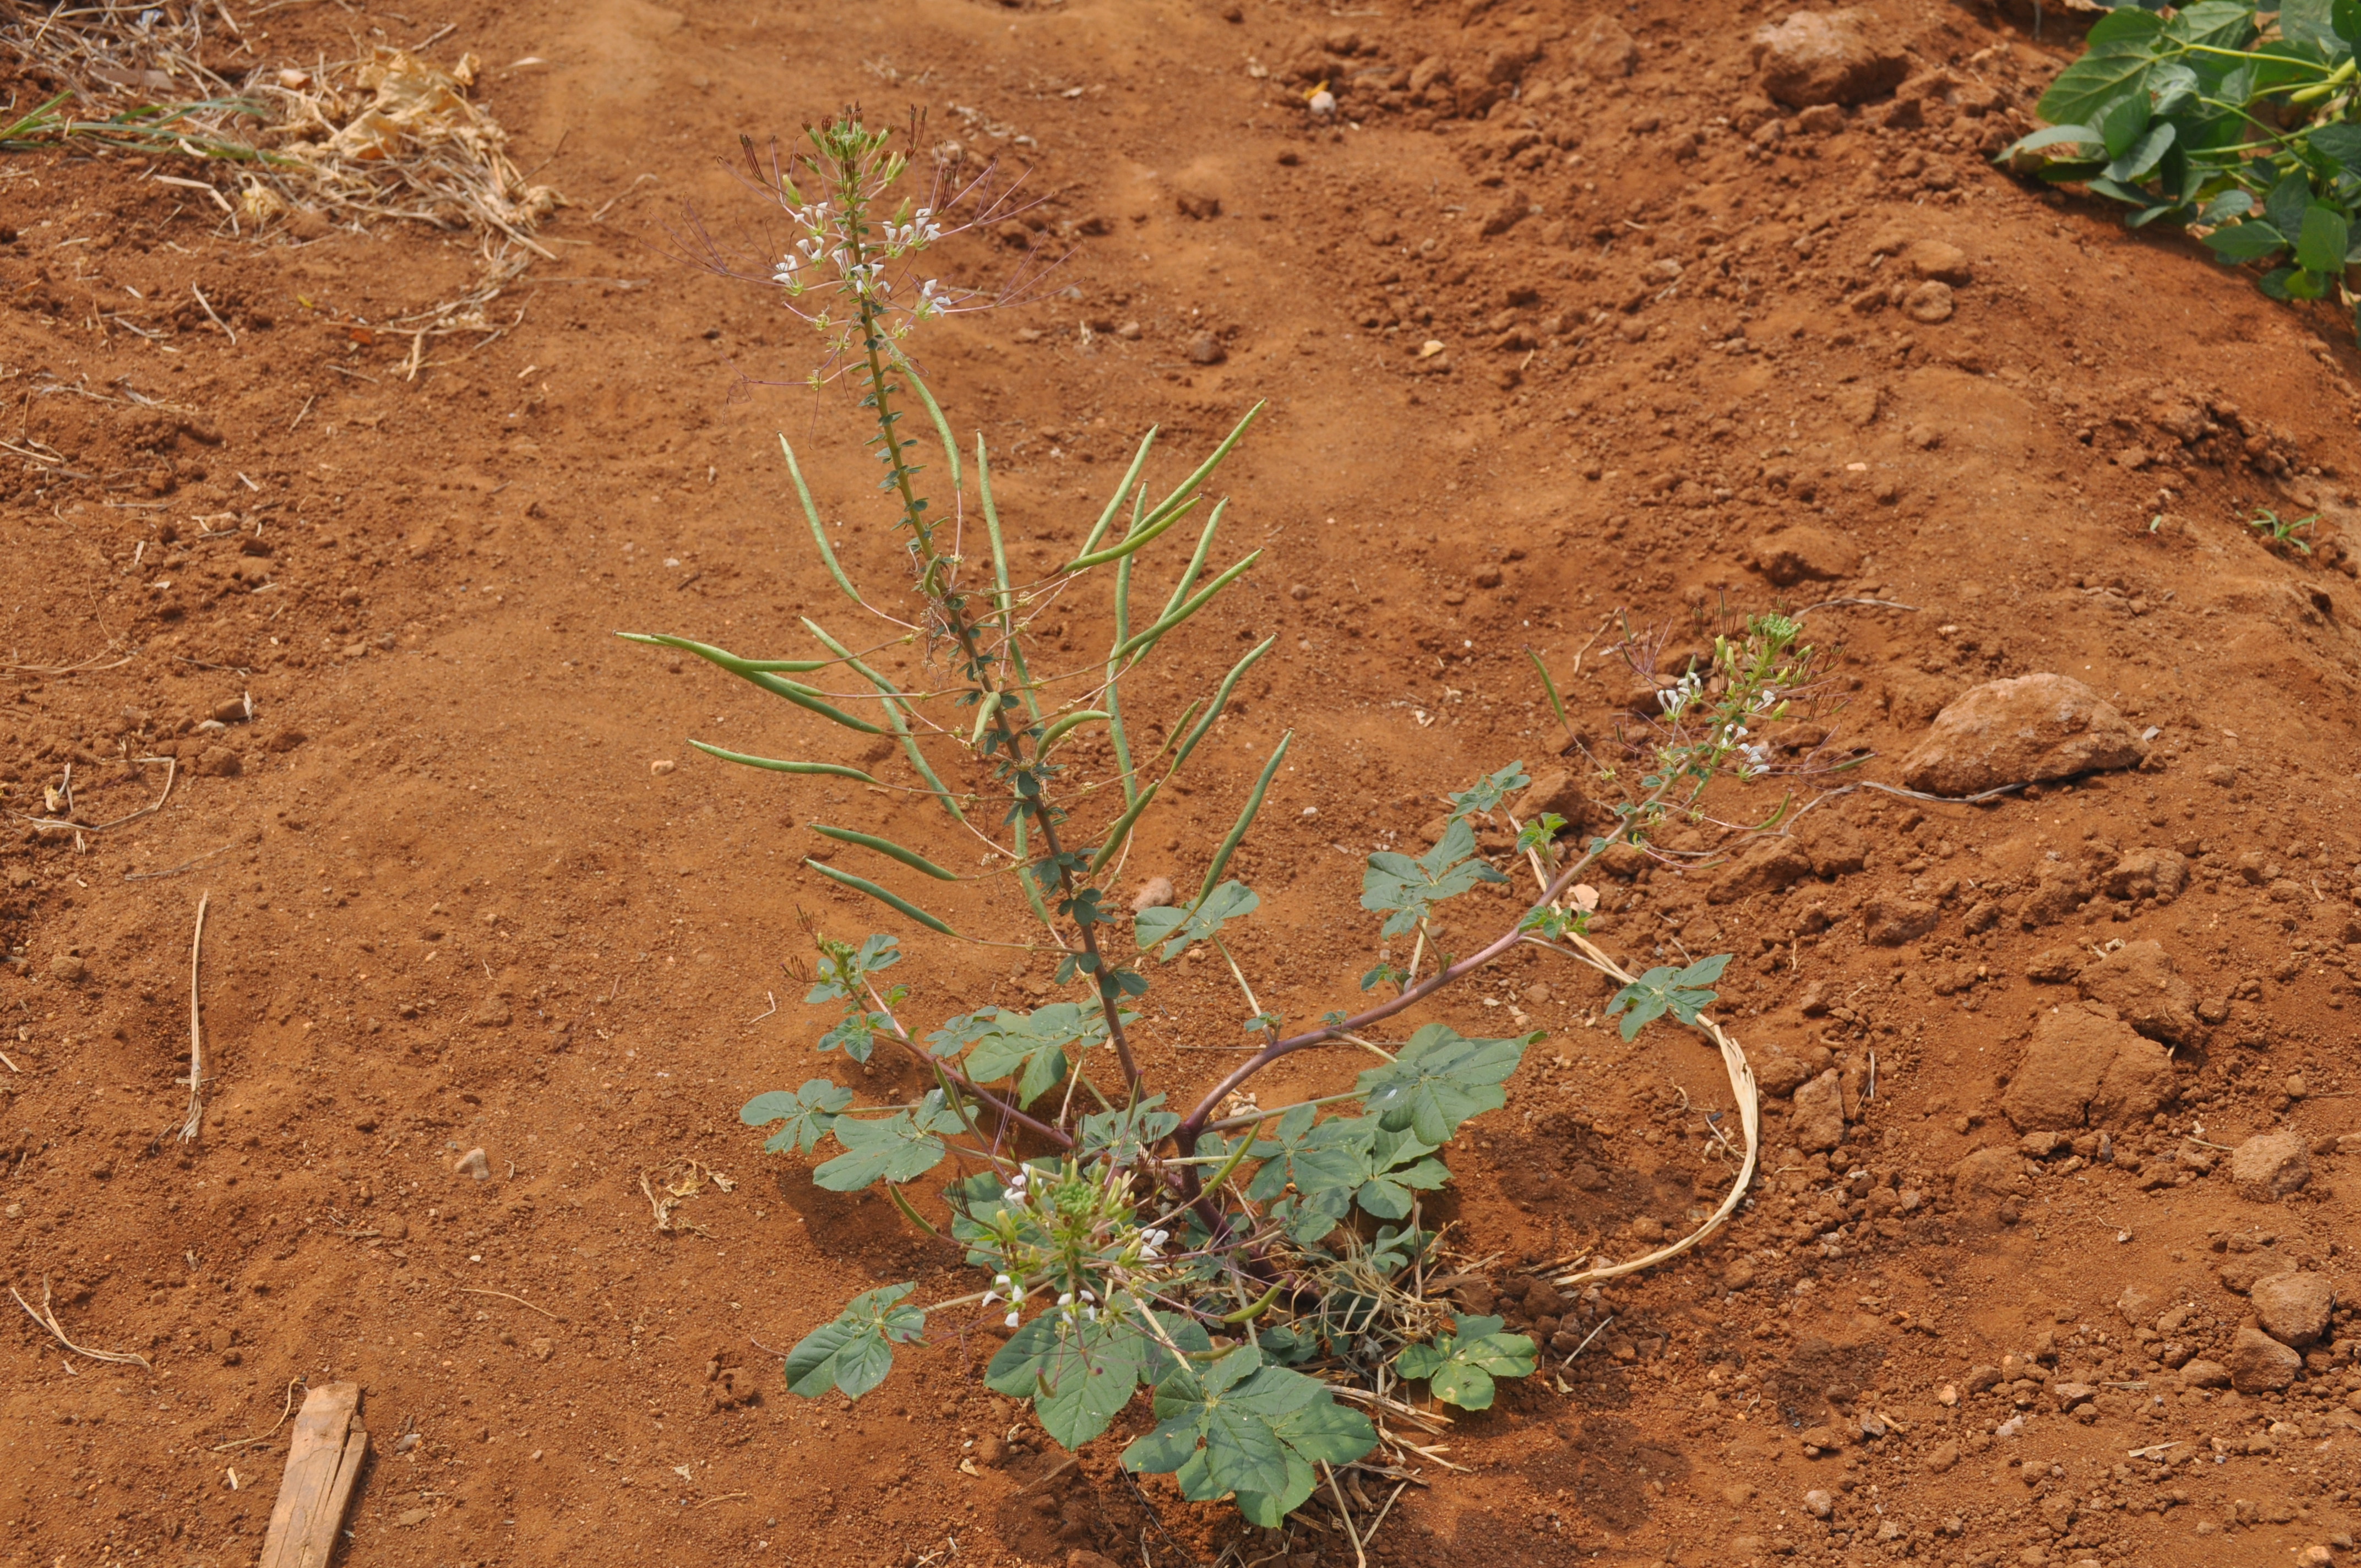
2001 1 2361 329
628 109 1829 1528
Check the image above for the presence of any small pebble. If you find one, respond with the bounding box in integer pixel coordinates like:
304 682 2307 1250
1803 1489 1835 1519
1307 88 1336 117
1129 876 1175 914
650 759 677 776
2286 1072 2308 1099
48 954 85 984
1185 331 1225 366
453 1147 491 1181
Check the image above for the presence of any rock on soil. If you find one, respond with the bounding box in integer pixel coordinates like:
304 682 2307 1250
1569 15 1640 78
2226 1324 2303 1393
2229 1130 2311 1201
2075 940 2198 1046
1749 525 1861 586
1951 1145 2028 1196
1861 896 1937 946
1750 9 1911 107
1710 836 1816 903
1790 1069 1847 1152
2103 847 2189 902
2249 1271 2335 1347
1999 1005 2175 1132
1513 768 1601 831
1898 674 2148 797
1129 876 1175 913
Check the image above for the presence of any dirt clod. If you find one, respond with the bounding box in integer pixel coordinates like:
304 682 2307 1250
2229 1130 2311 1201
2000 1006 2175 1132
1898 674 2148 797
2225 1324 2303 1392
2249 1271 2334 1347
1750 9 1910 107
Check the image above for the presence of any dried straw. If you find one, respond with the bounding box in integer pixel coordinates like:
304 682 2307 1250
1 4 561 252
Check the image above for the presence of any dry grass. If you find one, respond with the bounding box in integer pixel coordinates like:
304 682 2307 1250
2 3 560 253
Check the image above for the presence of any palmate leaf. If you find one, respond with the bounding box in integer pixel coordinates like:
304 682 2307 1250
1355 1022 1534 1144
810 1090 966 1191
1122 1347 1377 1528
741 1078 855 1154
781 1283 926 1401
1360 817 1509 939
806 933 901 1005
984 1297 1211 1449
950 1002 1111 1104
1394 1314 1537 1411
1078 1093 1182 1163
1605 953 1731 1042
1447 760 1530 819
1136 879 1259 961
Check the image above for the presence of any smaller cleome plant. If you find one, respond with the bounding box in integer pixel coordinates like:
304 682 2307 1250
634 110 1832 1527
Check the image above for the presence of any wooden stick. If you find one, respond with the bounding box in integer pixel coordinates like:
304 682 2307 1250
180 892 208 1142
257 1383 367 1568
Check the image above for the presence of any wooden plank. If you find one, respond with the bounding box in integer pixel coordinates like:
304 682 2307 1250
258 1382 368 1568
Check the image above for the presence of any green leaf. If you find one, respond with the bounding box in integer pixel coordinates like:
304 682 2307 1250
2258 264 2300 301
2311 122 2361 178
2168 0 2259 50
1246 1105 1374 1208
1355 1022 1533 1144
2197 188 2256 225
2283 0 2346 53
2000 123 2100 169
781 1283 925 1400
2204 219 2289 261
2097 90 2151 162
1394 1314 1537 1411
2103 119 2174 184
2035 12 2161 129
985 1307 1150 1449
1077 1093 1182 1163
1135 879 1260 961
960 1002 1111 1104
1448 760 1531 819
812 1110 949 1191
2298 202 2352 274
741 1079 855 1154
2338 0 2361 45
1605 953 1732 1041
1359 817 1510 939
2267 170 2315 245
1122 1347 1373 1523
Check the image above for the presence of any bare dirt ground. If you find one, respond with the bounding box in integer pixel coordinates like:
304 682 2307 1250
5 1 2361 1566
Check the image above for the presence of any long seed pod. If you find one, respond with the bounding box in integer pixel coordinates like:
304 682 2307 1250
1087 780 1161 875
801 618 965 819
808 823 959 880
1199 731 1291 903
1063 401 1262 571
1107 550 1138 807
1157 500 1227 624
1055 494 1201 575
1525 645 1574 739
803 857 961 937
689 741 878 784
1172 636 1274 771
1076 428 1160 559
1038 710 1113 752
619 631 834 674
617 632 884 734
780 434 863 607
974 435 1046 725
901 364 962 493
1113 550 1261 664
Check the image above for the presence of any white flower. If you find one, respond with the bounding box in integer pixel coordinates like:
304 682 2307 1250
1004 1310 1020 1329
982 1291 999 1307
994 1273 1012 1287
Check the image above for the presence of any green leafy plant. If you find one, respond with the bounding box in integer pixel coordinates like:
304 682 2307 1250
2247 504 2319 551
2000 3 2361 328
643 110 1829 1530
1393 1315 1537 1411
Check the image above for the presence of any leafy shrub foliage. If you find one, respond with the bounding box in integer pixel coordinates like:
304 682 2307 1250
637 111 1825 1526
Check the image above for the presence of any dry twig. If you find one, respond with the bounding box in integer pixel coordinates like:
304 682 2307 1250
9 1277 153 1369
181 892 209 1142
454 1286 562 1322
